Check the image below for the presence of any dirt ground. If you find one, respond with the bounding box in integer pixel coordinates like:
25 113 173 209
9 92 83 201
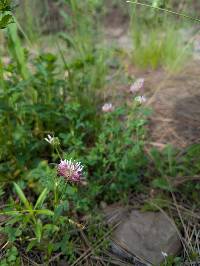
104 5 200 149
146 60 200 148
127 59 200 149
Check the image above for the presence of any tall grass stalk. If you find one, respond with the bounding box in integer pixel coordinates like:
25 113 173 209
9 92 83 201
127 1 200 23
60 0 108 102
129 4 190 70
7 22 29 79
16 0 42 42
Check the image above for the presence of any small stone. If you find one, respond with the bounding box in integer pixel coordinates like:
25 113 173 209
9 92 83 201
100 201 107 209
111 210 182 265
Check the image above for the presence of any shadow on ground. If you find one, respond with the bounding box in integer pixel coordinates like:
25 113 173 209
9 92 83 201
173 94 200 145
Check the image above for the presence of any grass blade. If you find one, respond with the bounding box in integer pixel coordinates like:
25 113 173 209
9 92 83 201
126 1 200 23
13 182 32 210
7 22 29 79
34 188 48 210
36 209 54 216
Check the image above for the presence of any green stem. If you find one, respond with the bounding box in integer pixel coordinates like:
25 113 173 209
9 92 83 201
0 57 5 90
54 182 58 207
127 1 200 23
55 146 62 160
54 178 61 207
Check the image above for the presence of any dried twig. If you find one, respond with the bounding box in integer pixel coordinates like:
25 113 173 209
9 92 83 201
71 223 120 266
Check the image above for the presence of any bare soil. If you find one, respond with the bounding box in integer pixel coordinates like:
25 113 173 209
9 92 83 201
147 60 200 148
105 11 200 149
128 60 200 148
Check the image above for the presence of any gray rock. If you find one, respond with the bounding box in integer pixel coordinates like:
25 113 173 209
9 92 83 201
103 203 129 225
111 210 182 265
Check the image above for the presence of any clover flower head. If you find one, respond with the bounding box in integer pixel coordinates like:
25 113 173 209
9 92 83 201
135 95 147 104
102 103 114 113
44 134 55 144
161 251 168 258
44 134 60 146
57 159 84 184
130 78 144 93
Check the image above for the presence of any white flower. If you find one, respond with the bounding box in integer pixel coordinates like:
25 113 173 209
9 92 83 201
135 95 147 103
102 103 114 113
130 78 144 93
161 251 168 258
44 134 55 144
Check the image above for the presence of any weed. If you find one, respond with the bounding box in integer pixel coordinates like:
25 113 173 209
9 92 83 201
0 246 20 266
146 143 200 210
0 1 199 264
0 0 13 29
0 10 149 261
129 2 190 70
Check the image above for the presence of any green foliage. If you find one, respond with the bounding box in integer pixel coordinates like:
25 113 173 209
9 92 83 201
160 255 182 266
59 0 108 106
0 0 11 12
0 8 149 260
7 23 29 79
60 0 103 55
0 167 109 263
133 27 189 70
85 104 148 202
1 179 73 262
0 246 20 266
0 51 68 181
0 13 12 28
28 102 148 205
148 144 200 204
149 144 200 179
0 0 14 29
15 0 49 41
1 1 199 264
129 2 190 70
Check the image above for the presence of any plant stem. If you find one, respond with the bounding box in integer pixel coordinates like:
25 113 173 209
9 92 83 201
54 181 58 207
126 1 200 23
55 147 62 160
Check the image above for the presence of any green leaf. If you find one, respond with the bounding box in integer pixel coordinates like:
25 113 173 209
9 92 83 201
0 210 19 216
34 188 48 209
35 209 54 216
59 32 75 48
152 178 173 191
0 14 13 29
7 23 29 79
13 182 32 210
0 0 11 12
26 239 37 252
43 224 59 232
35 219 42 242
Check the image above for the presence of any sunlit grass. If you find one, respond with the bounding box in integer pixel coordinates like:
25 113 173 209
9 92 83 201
132 25 191 70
